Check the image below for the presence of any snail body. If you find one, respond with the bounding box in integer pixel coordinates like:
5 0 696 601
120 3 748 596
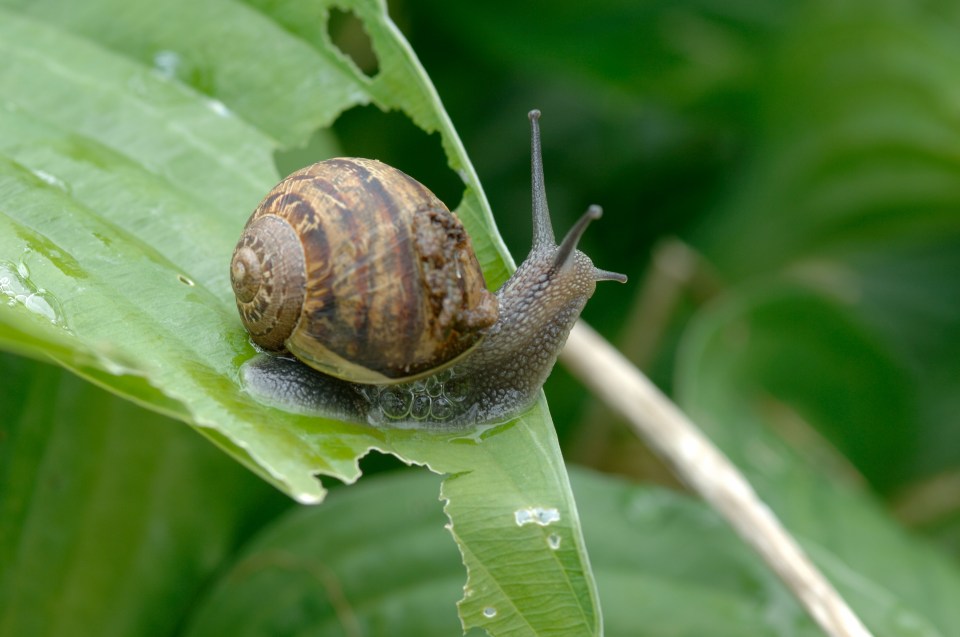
232 111 625 426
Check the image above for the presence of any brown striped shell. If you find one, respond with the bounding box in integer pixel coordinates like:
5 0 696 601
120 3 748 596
230 158 499 384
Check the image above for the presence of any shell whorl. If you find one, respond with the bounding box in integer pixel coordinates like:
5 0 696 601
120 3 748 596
230 214 306 351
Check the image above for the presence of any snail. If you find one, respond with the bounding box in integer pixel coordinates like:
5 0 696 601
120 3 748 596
231 110 626 426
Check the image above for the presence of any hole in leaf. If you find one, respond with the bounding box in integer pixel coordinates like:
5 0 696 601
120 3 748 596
274 105 463 213
332 106 462 209
328 8 379 77
273 127 342 178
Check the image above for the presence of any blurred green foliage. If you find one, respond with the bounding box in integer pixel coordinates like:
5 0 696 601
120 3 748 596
3 0 960 634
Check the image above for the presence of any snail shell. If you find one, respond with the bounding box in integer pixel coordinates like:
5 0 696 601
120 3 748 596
233 111 627 426
230 158 498 384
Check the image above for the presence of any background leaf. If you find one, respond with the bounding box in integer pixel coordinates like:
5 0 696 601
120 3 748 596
675 286 960 634
0 354 287 637
684 1 960 491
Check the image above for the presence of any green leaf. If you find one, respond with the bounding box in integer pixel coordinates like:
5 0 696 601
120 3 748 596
180 465 828 636
0 354 286 637
387 411 596 633
575 469 822 637
656 3 960 631
415 0 791 109
676 284 960 635
688 0 960 489
182 469 463 637
696 3 960 275
684 283 916 491
0 1 599 634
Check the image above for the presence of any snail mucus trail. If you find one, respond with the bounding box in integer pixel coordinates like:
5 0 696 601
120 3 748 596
233 110 626 427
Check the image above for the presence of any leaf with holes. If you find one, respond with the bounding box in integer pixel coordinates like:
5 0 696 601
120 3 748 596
0 0 600 635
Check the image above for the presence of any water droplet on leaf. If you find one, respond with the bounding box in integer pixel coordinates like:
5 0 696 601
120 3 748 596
514 506 560 527
0 255 68 328
206 99 231 117
32 169 70 194
153 50 182 79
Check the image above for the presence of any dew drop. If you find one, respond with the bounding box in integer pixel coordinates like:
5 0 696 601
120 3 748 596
514 506 561 527
177 274 195 286
153 50 182 79
32 169 70 193
24 291 64 325
514 509 534 526
483 607 497 619
0 261 32 298
547 533 562 550
206 99 231 117
0 257 68 328
94 350 143 377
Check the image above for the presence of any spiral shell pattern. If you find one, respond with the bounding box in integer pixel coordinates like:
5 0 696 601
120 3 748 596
230 158 498 384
